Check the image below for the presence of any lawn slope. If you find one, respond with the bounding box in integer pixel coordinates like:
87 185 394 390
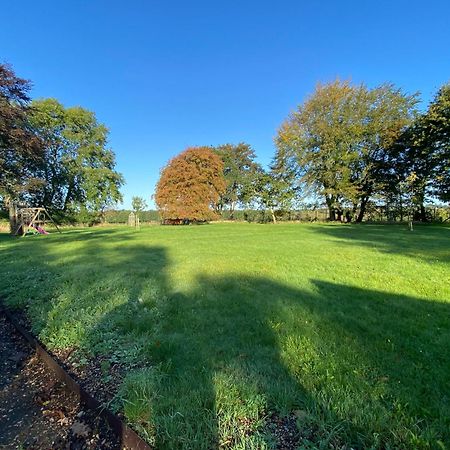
0 223 449 449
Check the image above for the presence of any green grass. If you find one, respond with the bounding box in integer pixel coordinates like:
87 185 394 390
0 223 449 449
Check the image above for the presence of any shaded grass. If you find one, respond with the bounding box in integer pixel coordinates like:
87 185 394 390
0 223 449 449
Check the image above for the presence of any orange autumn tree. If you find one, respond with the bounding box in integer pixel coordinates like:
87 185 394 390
155 146 226 222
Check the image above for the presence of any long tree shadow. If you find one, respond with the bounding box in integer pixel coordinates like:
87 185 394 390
310 223 450 264
1 230 449 449
81 247 449 449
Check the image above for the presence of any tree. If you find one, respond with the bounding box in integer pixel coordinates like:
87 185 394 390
276 80 417 221
256 149 299 223
214 143 261 218
27 98 123 220
155 147 226 222
132 196 148 213
0 63 43 200
351 84 418 222
276 80 358 220
403 172 419 230
386 83 450 220
423 83 450 205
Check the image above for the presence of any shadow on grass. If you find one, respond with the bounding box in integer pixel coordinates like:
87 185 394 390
309 223 450 264
1 229 449 448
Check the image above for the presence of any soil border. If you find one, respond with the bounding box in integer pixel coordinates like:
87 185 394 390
1 303 152 450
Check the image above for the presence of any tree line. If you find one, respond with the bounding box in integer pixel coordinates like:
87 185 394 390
156 80 449 223
1 62 448 225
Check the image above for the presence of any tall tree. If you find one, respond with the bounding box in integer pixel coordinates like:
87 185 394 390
214 143 261 218
351 84 418 221
423 83 450 205
28 98 123 219
0 63 42 201
276 80 417 221
276 80 362 221
388 83 450 220
155 147 226 222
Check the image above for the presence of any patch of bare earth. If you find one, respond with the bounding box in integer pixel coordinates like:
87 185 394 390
265 412 301 449
0 314 120 449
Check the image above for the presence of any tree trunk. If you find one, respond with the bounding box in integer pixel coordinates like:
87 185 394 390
270 208 276 224
349 203 358 222
355 196 369 223
229 201 235 220
63 182 73 212
8 198 17 235
328 208 335 221
419 202 427 222
325 197 336 221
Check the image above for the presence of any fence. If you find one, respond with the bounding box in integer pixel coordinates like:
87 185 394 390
100 206 449 225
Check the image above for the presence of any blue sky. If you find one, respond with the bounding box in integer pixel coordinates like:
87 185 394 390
2 1 449 208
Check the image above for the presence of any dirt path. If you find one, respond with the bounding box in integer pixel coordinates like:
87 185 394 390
0 314 120 449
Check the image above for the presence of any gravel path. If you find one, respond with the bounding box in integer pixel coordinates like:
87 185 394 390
0 314 120 449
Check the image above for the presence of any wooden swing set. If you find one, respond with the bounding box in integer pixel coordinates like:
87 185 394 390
10 206 61 236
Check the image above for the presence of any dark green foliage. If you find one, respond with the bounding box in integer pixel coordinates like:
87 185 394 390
424 83 450 203
391 83 450 218
0 63 43 199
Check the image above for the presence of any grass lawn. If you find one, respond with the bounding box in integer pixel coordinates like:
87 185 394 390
0 222 449 449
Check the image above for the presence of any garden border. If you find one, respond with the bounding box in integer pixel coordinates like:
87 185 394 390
1 303 152 450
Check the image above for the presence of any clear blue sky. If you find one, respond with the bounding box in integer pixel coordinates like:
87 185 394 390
2 1 449 208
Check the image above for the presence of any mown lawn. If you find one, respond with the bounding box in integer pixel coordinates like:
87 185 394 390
0 223 449 449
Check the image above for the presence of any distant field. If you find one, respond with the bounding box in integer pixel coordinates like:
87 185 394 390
0 223 449 449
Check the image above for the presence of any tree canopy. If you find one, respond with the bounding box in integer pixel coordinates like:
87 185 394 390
393 83 450 217
276 80 418 220
213 143 261 217
256 148 299 223
2 62 449 226
0 63 43 200
155 147 226 222
27 98 123 220
132 196 148 213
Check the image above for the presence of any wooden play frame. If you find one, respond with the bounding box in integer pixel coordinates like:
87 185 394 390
11 206 61 236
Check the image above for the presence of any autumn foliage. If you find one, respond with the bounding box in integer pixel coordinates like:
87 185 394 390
155 147 226 222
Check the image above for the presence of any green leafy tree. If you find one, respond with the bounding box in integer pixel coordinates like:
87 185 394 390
388 83 450 220
28 98 123 221
276 80 417 221
276 80 360 221
351 84 418 221
423 83 450 204
255 171 277 223
131 196 148 213
214 143 261 218
256 149 300 223
155 147 226 223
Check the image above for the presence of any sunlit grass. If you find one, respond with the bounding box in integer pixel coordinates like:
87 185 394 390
0 223 449 449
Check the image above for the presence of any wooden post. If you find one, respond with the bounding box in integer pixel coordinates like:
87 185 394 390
43 209 62 233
